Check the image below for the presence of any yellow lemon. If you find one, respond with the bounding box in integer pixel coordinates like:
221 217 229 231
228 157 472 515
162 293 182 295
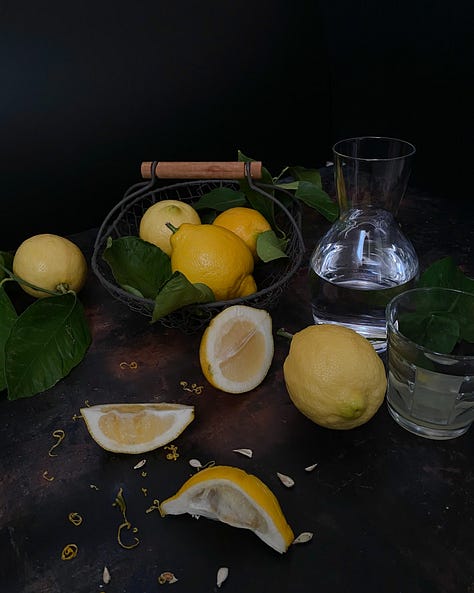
199 305 274 394
170 223 256 301
81 403 195 454
13 233 88 298
283 324 387 430
139 199 201 255
213 207 272 260
160 465 294 553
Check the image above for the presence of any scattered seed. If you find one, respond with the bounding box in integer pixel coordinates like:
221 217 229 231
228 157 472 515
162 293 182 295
133 459 147 470
90 484 99 490
189 458 202 468
103 566 111 584
277 472 295 488
305 463 318 472
292 532 314 545
233 448 253 458
158 571 178 584
217 567 229 588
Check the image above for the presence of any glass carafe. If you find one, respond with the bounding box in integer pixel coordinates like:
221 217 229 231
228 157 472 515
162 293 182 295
309 136 419 352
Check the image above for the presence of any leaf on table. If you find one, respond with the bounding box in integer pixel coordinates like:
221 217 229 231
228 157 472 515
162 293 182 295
256 230 288 263
295 180 339 222
0 286 18 391
152 272 215 322
102 236 171 299
192 187 248 212
5 293 91 400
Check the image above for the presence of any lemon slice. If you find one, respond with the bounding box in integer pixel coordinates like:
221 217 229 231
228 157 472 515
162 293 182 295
199 305 274 394
160 465 294 554
81 403 194 454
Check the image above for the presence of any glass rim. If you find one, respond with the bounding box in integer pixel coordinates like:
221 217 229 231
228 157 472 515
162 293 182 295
333 135 416 162
386 286 474 360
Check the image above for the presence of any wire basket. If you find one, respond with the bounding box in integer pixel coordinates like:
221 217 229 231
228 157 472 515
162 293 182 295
91 161 305 333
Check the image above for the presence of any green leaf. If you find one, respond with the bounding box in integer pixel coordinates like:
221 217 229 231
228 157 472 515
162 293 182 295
256 230 288 263
288 166 323 188
237 150 276 226
0 251 14 281
398 311 460 354
5 293 91 400
103 236 172 299
295 180 339 222
192 187 248 211
0 286 18 391
417 256 474 293
152 272 215 322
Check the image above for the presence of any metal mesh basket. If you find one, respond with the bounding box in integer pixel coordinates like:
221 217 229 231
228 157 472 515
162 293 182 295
91 161 305 333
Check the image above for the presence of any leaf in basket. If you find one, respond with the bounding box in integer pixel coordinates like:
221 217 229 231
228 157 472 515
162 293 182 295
152 272 215 323
0 286 18 391
102 236 171 299
288 166 324 188
5 293 91 400
256 230 288 263
237 150 276 228
295 180 339 222
193 187 248 212
0 251 14 281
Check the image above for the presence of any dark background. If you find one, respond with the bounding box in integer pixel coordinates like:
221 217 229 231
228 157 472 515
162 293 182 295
1 0 472 250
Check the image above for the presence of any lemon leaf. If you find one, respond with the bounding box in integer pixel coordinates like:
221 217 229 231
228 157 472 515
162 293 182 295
152 272 214 322
295 180 339 222
0 251 14 281
193 187 247 211
5 293 91 400
102 236 171 299
0 286 18 391
256 230 288 263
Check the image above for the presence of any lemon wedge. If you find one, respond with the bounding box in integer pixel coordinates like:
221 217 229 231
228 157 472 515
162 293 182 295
160 465 294 553
199 305 274 394
81 403 194 454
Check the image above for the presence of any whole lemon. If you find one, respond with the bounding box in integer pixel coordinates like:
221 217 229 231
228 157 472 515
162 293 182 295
283 324 387 430
13 234 88 298
213 207 271 260
170 223 257 301
139 199 201 255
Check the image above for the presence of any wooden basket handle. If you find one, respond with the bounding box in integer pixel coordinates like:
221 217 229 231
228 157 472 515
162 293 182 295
140 161 262 180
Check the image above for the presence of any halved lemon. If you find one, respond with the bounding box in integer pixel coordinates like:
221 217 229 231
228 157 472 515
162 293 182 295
199 305 274 394
81 403 194 454
160 465 294 553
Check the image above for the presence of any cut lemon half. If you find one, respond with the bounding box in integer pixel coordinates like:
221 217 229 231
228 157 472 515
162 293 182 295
199 305 274 394
81 403 194 454
160 465 294 553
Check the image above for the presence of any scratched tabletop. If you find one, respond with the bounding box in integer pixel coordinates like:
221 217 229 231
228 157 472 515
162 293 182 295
1 174 473 593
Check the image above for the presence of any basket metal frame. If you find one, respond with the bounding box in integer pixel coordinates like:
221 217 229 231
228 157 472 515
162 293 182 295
92 161 305 332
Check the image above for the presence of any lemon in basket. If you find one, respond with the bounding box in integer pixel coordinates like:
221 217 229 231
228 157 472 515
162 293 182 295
199 305 274 394
139 199 201 255
213 206 272 260
13 233 88 298
170 223 257 301
160 465 295 553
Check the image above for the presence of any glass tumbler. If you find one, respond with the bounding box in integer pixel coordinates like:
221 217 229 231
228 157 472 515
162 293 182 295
309 136 419 352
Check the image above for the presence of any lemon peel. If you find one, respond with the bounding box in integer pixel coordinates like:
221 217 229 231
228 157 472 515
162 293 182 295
160 465 294 553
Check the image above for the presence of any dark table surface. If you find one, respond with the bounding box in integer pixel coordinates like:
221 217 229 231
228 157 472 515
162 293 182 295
1 175 473 593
